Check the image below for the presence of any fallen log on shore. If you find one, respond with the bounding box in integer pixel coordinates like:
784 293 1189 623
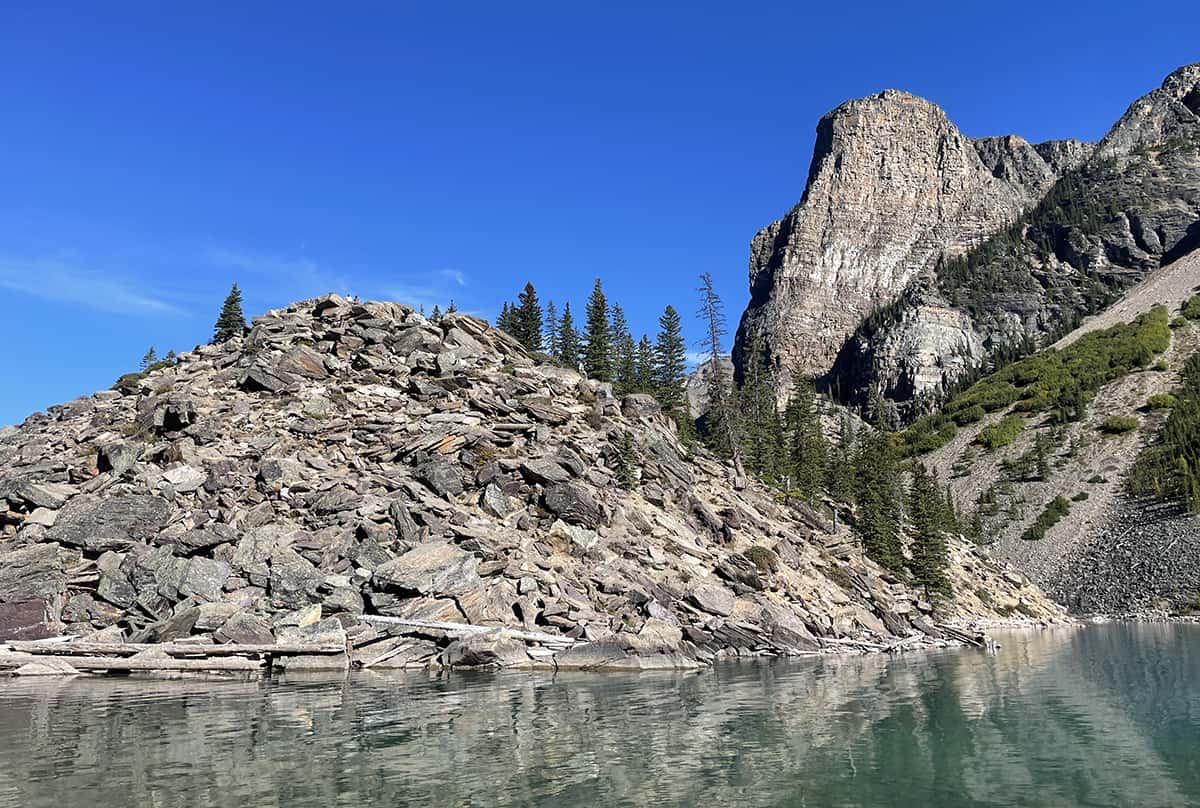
358 615 578 647
5 640 345 657
0 652 264 672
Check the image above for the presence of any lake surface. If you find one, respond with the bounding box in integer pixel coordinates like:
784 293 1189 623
0 623 1197 807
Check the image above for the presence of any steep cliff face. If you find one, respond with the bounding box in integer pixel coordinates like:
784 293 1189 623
739 64 1200 420
733 89 1063 393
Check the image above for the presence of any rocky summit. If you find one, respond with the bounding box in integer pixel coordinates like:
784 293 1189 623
736 64 1200 416
0 295 1060 670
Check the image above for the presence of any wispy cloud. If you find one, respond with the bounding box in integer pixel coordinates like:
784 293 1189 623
0 254 185 316
439 269 467 287
207 246 351 297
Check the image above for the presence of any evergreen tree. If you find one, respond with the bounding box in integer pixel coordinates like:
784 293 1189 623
697 272 736 458
614 431 639 490
557 302 581 368
582 278 613 381
784 377 829 502
738 329 783 477
853 428 904 572
446 299 457 314
635 335 655 394
164 349 176 361
212 283 246 343
653 305 687 414
431 304 443 324
140 346 158 371
827 413 857 503
544 300 559 357
610 303 636 395
909 463 953 599
514 282 543 351
496 302 511 332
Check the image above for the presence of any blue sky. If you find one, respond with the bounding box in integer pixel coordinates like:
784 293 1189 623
1 2 1197 425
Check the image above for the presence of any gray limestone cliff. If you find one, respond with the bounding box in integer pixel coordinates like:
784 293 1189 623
736 64 1200 420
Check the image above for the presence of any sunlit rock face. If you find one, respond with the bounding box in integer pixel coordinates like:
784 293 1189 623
732 89 1059 392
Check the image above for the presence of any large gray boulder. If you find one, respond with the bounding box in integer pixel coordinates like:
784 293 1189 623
373 543 480 596
45 494 170 552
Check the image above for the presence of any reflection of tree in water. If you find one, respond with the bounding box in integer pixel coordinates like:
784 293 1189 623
0 626 1197 808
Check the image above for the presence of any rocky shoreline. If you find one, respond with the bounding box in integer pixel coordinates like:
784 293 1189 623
1 294 1065 676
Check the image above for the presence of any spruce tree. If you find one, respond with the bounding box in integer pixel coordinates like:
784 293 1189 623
853 428 903 572
582 279 613 381
140 346 158 371
431 304 443 324
212 283 246 343
446 300 457 314
557 303 581 368
827 413 857 503
738 329 783 478
544 300 559 357
697 272 736 458
909 463 953 599
515 282 543 351
784 377 829 502
614 431 639 490
653 305 687 413
635 335 655 394
610 303 636 395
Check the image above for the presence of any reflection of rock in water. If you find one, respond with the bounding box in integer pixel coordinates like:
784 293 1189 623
0 625 1197 807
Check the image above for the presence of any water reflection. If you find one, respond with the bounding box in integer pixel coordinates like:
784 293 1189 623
0 624 1196 807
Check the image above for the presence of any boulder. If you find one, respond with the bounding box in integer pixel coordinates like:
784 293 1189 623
0 543 68 602
542 483 602 528
216 611 276 644
373 543 481 596
442 630 531 669
519 458 571 486
415 460 464 498
45 494 171 552
690 582 737 617
0 599 57 641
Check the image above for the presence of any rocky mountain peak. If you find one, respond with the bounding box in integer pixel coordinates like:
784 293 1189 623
1096 63 1200 159
735 87 1062 392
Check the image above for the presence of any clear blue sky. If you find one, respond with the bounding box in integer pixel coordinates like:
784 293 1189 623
1 2 1197 425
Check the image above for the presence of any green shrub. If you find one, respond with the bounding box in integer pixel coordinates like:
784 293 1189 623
743 545 778 574
901 414 957 455
1099 415 1139 434
1087 474 1107 484
1021 495 1071 540
1171 316 1188 329
1154 360 1171 371
1071 491 1089 502
1183 295 1200 320
1147 393 1177 410
975 416 1025 450
952 405 986 425
1128 352 1200 511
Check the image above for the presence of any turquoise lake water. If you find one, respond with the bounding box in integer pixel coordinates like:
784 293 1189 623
0 623 1197 807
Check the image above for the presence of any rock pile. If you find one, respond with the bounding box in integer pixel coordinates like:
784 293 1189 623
0 295 1062 670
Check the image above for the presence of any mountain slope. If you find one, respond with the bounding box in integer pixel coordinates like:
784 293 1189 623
914 248 1200 612
0 295 1061 666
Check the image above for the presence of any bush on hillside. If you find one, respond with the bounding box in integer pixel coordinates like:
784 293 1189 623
1099 415 1139 434
1147 393 1177 410
975 416 1025 450
1021 495 1071 540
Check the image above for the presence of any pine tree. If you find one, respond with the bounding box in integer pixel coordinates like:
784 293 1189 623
140 346 158 371
164 349 176 361
909 463 953 600
582 278 613 381
431 304 443 324
827 413 857 503
212 283 246 343
853 428 903 572
653 305 687 413
635 335 655 394
697 272 736 458
610 303 636 395
738 329 783 478
784 377 829 502
614 431 639 490
544 300 559 357
557 303 581 368
446 300 457 314
514 282 543 351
